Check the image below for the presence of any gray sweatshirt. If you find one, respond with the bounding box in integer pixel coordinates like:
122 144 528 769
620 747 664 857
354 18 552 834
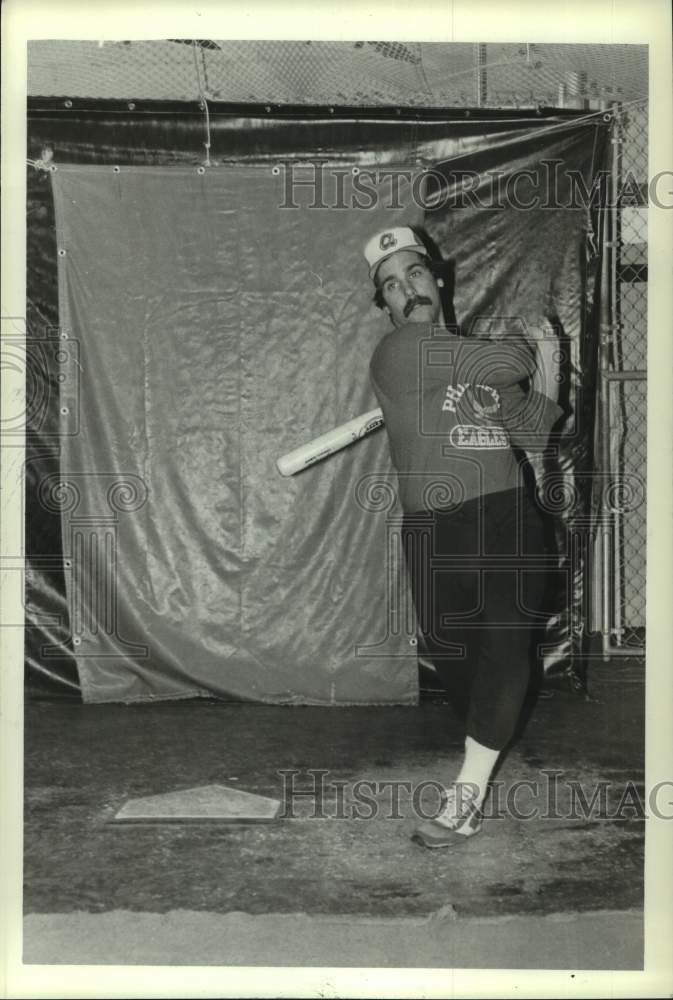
369 322 561 512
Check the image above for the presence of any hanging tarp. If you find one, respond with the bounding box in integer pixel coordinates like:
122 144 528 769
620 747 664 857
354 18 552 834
47 160 430 703
422 116 610 690
26 108 609 702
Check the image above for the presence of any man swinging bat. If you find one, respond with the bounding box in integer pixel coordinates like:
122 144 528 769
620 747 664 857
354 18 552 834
364 225 560 849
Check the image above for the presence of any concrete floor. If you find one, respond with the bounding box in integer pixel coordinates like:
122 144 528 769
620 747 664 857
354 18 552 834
23 658 645 967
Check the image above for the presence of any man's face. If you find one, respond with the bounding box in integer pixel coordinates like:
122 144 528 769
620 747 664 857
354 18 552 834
375 250 442 328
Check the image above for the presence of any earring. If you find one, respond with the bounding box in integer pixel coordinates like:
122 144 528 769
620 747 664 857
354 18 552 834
437 278 444 288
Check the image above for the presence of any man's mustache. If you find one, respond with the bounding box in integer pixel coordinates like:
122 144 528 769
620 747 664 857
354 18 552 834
403 295 433 318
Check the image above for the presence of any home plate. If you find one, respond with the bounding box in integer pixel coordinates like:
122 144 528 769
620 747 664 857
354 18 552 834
111 784 281 823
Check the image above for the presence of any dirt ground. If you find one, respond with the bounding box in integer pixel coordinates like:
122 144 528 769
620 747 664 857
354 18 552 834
23 658 645 966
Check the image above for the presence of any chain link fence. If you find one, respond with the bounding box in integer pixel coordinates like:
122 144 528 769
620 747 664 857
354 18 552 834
591 101 647 656
28 40 647 108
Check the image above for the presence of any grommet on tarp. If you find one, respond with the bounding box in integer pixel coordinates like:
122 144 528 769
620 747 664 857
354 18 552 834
64 99 72 108
409 637 418 647
271 166 280 176
197 165 206 175
57 248 66 257
112 164 123 199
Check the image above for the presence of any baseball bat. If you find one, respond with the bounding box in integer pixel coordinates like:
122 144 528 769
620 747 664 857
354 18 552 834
276 408 384 477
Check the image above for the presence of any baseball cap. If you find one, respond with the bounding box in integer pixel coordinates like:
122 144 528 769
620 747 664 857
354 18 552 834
363 226 427 279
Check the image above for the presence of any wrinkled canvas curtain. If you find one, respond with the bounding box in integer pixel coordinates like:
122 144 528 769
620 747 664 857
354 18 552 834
48 164 425 703
27 109 609 702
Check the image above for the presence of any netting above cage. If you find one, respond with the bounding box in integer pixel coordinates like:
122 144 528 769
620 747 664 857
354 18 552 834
28 40 648 108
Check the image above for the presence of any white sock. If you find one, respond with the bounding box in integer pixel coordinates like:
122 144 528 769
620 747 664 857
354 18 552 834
454 736 500 809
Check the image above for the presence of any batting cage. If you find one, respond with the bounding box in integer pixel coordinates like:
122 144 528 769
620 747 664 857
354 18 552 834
24 41 647 704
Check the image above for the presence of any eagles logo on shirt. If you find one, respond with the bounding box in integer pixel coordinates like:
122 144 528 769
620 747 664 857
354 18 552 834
442 382 501 416
469 383 501 417
442 382 508 449
449 424 509 449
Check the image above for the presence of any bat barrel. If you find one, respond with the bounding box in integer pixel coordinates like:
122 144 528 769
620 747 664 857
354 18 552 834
276 408 384 477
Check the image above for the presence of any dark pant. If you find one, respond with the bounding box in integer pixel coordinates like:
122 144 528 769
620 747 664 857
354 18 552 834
402 487 549 751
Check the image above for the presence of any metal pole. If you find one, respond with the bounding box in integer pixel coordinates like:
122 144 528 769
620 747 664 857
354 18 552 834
611 103 624 646
475 44 487 107
598 114 617 658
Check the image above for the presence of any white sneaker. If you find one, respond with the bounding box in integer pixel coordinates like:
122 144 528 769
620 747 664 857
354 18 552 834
411 783 483 849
